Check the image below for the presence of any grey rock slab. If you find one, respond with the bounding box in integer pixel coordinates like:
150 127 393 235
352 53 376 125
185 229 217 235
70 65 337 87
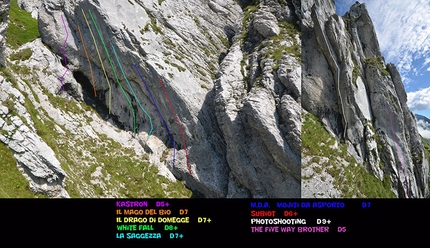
253 9 280 38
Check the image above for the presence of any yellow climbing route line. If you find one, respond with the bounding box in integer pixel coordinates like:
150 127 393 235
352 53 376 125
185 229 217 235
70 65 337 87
81 9 112 114
77 25 97 97
89 10 136 133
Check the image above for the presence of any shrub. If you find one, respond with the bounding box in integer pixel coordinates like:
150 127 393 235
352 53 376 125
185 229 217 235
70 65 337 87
9 48 32 61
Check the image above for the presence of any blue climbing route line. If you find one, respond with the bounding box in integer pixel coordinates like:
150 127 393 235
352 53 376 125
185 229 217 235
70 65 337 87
134 64 176 167
158 77 191 174
112 44 154 140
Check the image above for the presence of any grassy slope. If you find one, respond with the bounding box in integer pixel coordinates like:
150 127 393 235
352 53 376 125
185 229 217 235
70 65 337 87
302 112 395 198
0 0 41 198
1 1 192 198
5 0 40 49
0 141 46 198
421 137 430 197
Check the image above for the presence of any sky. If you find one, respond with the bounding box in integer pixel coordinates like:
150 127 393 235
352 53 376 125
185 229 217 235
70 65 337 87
335 0 430 118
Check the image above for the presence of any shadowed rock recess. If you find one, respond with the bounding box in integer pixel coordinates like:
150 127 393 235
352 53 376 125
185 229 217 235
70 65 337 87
302 0 428 198
0 0 301 197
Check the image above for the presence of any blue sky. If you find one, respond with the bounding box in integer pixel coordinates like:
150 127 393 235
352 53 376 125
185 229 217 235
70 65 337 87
335 0 430 117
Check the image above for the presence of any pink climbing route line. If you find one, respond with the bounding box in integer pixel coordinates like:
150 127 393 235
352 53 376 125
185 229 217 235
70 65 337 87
158 78 191 174
60 14 69 92
383 99 409 197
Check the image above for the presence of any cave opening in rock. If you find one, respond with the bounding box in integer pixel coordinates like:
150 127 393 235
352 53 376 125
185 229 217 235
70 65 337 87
72 70 109 119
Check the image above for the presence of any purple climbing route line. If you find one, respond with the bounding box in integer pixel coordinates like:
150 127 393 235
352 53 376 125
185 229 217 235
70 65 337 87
383 99 409 197
60 14 69 92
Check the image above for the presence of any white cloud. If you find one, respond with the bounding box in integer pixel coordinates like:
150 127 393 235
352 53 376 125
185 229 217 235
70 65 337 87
336 0 430 78
416 119 430 139
417 127 430 139
407 87 430 111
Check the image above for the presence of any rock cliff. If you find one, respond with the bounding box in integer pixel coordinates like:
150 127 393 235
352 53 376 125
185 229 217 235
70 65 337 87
302 0 429 198
0 0 301 198
0 0 10 66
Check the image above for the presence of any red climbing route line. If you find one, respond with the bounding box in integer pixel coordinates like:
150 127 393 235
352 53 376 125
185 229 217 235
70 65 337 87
158 77 191 174
77 25 97 97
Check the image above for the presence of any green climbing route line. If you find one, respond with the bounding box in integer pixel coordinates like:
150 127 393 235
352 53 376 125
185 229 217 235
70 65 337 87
112 44 154 139
82 9 112 114
89 10 136 133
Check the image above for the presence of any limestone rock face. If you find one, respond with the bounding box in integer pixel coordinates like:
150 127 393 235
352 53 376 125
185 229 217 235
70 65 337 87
0 76 69 198
253 9 280 38
0 0 302 198
214 0 301 197
302 0 428 198
0 0 10 66
17 0 41 19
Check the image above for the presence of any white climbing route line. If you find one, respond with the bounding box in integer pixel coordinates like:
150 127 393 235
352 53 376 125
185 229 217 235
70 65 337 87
312 9 348 139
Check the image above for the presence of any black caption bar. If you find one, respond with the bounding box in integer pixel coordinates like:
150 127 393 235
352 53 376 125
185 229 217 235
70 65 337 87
0 199 428 242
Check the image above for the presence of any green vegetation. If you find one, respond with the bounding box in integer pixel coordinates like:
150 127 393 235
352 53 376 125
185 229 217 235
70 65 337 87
266 21 301 70
238 1 260 42
9 48 33 61
0 67 17 86
421 136 430 195
23 89 191 198
201 46 211 57
268 45 301 70
278 21 300 38
3 97 17 116
240 53 248 80
6 0 40 49
2 51 191 198
147 12 163 35
302 112 395 198
385 91 401 111
216 34 230 48
171 62 186 72
164 59 186 72
422 136 430 162
193 17 201 27
364 56 390 77
162 39 175 48
342 15 360 25
142 23 150 33
7 60 31 76
0 141 46 198
352 63 360 86
158 0 165 5
197 69 207 77
174 54 184 61
155 62 165 70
